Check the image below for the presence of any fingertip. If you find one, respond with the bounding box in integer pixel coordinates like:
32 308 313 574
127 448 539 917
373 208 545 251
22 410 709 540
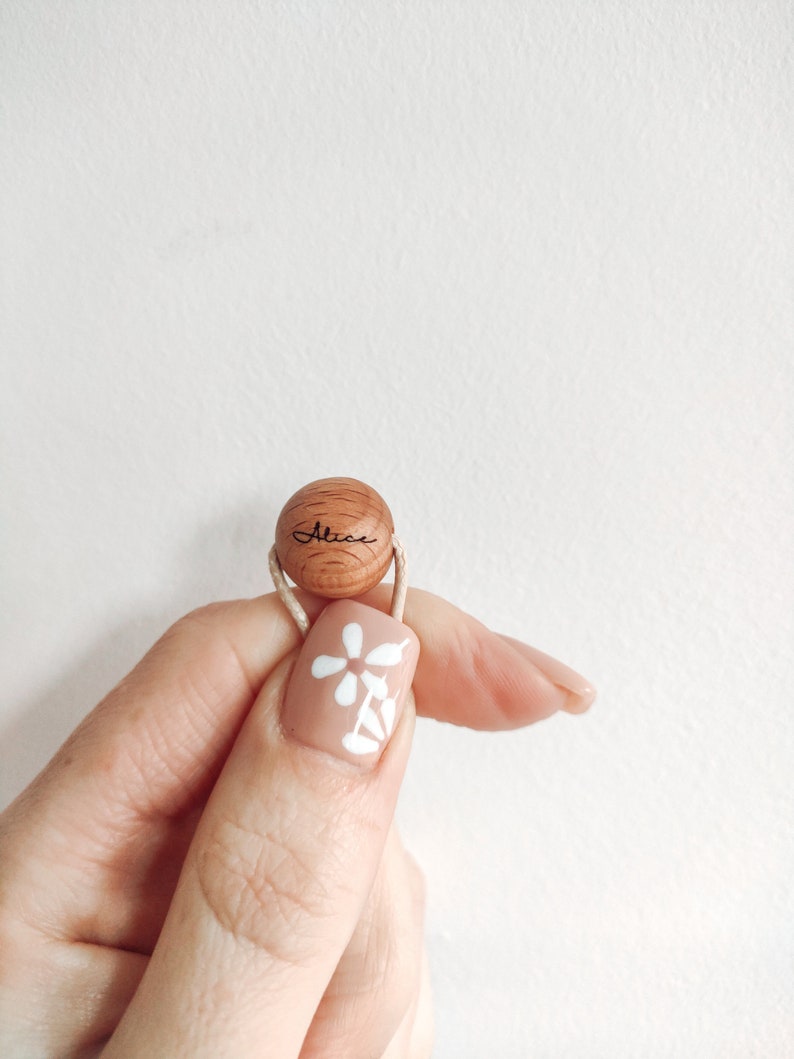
408 600 570 729
562 686 597 714
497 635 597 715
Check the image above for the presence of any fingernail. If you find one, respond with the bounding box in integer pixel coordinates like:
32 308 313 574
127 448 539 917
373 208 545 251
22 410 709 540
281 600 420 766
500 635 596 714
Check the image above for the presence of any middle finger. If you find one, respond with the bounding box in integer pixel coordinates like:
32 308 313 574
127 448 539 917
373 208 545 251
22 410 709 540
299 826 426 1058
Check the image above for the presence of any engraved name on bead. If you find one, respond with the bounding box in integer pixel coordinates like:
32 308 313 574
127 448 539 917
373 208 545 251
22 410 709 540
291 522 378 546
275 477 394 598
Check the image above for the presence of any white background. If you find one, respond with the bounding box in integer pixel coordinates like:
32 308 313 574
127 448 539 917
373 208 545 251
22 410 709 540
2 3 793 1055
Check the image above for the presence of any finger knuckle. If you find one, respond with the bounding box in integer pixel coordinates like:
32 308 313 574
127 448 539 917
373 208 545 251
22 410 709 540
148 602 258 728
160 602 240 661
176 600 232 631
196 814 333 964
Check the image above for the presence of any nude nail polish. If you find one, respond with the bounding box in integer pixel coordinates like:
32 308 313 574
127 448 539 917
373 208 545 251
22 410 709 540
281 600 420 766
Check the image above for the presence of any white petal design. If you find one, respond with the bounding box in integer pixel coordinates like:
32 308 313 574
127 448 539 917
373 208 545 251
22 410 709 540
342 622 363 660
312 655 347 678
342 732 380 756
364 641 404 666
361 670 389 700
380 697 396 737
334 670 358 706
359 705 385 740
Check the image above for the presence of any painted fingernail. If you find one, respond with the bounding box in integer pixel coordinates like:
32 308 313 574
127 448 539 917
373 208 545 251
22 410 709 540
500 635 596 714
281 600 420 766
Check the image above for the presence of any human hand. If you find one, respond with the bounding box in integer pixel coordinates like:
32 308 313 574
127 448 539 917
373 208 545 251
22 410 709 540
0 586 594 1057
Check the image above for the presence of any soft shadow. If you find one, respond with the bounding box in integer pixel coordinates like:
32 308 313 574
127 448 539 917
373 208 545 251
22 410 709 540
0 495 280 810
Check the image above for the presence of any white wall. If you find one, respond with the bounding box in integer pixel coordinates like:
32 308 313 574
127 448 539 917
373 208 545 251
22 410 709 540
2 3 792 1055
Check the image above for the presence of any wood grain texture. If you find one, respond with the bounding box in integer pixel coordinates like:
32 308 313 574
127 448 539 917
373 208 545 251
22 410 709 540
275 477 394 598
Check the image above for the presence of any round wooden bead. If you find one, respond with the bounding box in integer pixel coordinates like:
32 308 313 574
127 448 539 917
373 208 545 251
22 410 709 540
275 477 395 598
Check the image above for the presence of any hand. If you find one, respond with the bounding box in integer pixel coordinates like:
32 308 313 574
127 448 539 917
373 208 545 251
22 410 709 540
0 586 594 1057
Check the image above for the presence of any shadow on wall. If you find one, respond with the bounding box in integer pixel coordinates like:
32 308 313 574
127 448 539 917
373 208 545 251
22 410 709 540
0 497 280 810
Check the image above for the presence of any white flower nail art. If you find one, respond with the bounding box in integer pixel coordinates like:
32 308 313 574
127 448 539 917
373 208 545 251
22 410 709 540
342 691 400 756
311 622 410 755
311 622 410 707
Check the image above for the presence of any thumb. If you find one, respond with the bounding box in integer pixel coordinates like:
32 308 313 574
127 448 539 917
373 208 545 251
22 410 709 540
103 600 419 1058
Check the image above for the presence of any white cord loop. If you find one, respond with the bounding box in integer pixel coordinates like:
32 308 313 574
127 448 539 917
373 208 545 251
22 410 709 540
269 535 408 638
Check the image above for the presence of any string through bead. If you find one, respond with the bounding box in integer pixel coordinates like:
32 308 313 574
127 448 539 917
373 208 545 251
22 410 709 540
268 545 311 637
389 534 407 623
269 535 408 638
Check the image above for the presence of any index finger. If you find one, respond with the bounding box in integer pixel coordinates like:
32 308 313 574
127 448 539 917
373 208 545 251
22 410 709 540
6 587 594 826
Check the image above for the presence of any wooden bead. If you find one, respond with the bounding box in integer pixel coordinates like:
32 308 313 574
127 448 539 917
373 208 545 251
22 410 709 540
275 477 395 598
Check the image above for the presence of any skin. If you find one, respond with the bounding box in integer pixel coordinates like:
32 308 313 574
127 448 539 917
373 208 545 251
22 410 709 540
0 586 589 1057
